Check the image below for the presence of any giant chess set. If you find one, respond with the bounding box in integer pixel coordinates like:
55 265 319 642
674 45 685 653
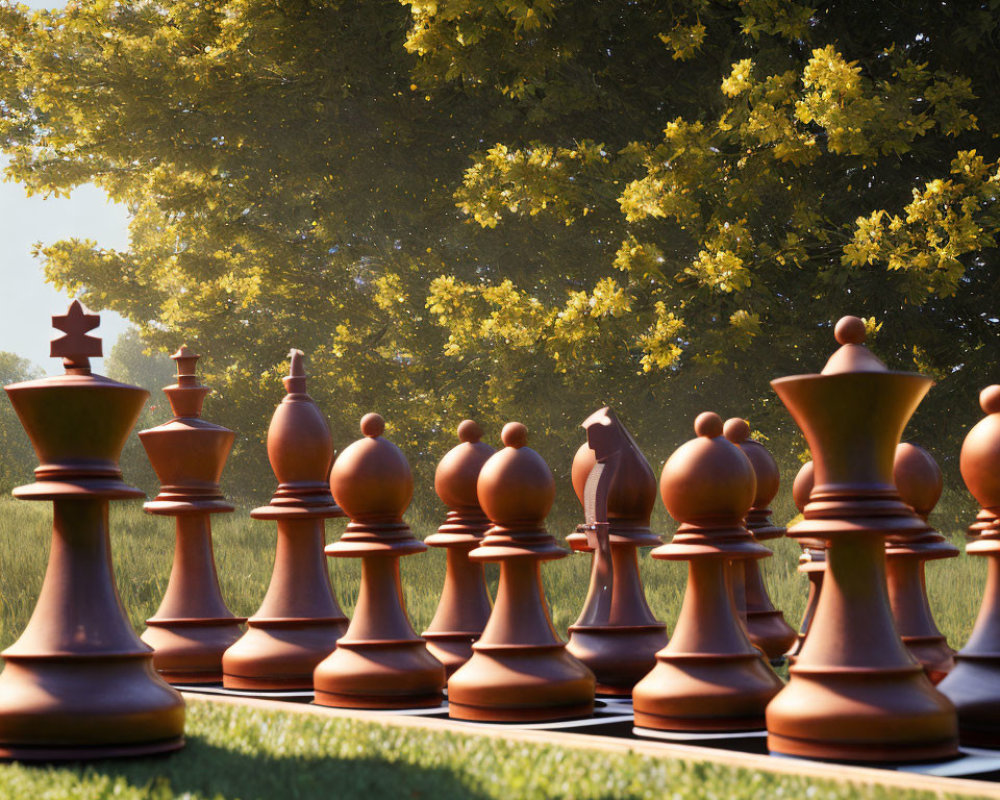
5 301 1000 788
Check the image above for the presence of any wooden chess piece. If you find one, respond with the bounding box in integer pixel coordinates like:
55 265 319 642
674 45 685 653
633 412 783 732
139 346 245 683
784 461 825 662
315 413 445 708
448 422 595 721
938 385 1000 746
969 509 996 540
0 301 185 759
421 420 495 676
222 350 348 689
723 418 797 662
565 408 667 695
887 442 957 683
766 316 958 762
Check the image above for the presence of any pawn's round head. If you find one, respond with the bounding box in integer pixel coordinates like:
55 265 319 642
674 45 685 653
330 413 412 522
434 420 494 511
477 423 554 527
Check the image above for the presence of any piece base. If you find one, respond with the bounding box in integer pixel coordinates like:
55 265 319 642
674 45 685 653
313 691 443 710
0 736 185 763
633 711 765 733
767 732 959 764
448 700 593 723
222 674 314 691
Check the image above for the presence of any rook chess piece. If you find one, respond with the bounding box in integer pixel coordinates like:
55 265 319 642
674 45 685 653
565 408 667 695
723 418 797 662
421 420 495 676
784 461 825 662
222 350 348 689
448 423 595 721
766 316 957 762
0 301 185 759
632 412 783 732
139 347 245 683
315 413 445 708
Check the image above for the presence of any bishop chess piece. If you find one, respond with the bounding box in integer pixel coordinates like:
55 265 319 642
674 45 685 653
723 418 797 662
939 385 1000 745
565 408 666 695
421 420 495 676
315 413 445 708
222 350 348 689
632 413 783 732
448 423 595 721
0 301 184 759
784 461 825 662
887 443 957 683
766 316 957 762
139 347 245 683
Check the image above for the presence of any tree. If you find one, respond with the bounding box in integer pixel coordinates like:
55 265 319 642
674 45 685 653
0 352 43 493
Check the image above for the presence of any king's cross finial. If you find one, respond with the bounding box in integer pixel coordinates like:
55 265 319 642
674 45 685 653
51 300 102 373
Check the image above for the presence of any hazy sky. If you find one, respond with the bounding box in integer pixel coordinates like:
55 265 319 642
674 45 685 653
1 0 131 374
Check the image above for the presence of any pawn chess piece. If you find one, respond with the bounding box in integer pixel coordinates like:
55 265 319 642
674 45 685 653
723 418 797 662
785 461 825 662
421 420 495 676
448 422 595 721
0 301 184 759
969 509 996 540
222 350 348 689
766 316 957 762
887 443 957 683
315 413 445 708
633 413 783 732
565 408 666 695
139 347 245 683
939 385 1000 746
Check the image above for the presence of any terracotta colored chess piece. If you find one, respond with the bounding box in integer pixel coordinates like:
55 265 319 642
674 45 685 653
0 301 185 759
969 509 996 540
421 420 495 676
887 443 957 683
315 413 445 708
565 408 666 695
448 422 595 721
723 418 797 662
938 385 1000 746
222 350 348 689
632 412 783 732
784 461 825 662
139 346 245 683
766 316 958 762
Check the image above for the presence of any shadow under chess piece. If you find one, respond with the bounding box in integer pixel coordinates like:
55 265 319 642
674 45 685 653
0 301 185 759
565 408 667 695
887 443 957 684
723 418 797 662
784 461 825 663
139 346 245 683
315 413 445 708
766 316 957 763
633 412 783 733
421 420 495 677
448 423 595 722
222 350 348 689
939 386 1000 746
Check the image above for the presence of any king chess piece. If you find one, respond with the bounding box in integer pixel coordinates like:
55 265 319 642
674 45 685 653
633 412 783 732
766 316 957 762
565 408 667 695
139 346 245 683
421 420 495 677
784 461 825 662
887 443 957 683
315 413 445 708
0 301 185 759
938 386 1000 745
447 422 595 721
723 418 797 662
222 350 348 689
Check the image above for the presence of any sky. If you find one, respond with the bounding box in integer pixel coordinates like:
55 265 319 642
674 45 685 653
0 0 131 375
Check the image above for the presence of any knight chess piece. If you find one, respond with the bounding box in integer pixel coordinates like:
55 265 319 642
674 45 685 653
0 301 185 759
421 420 495 676
222 350 348 689
723 418 797 662
887 443 958 683
315 413 445 708
447 422 595 722
784 461 825 662
938 385 1000 746
139 346 245 683
565 408 666 695
766 316 958 763
632 412 783 732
